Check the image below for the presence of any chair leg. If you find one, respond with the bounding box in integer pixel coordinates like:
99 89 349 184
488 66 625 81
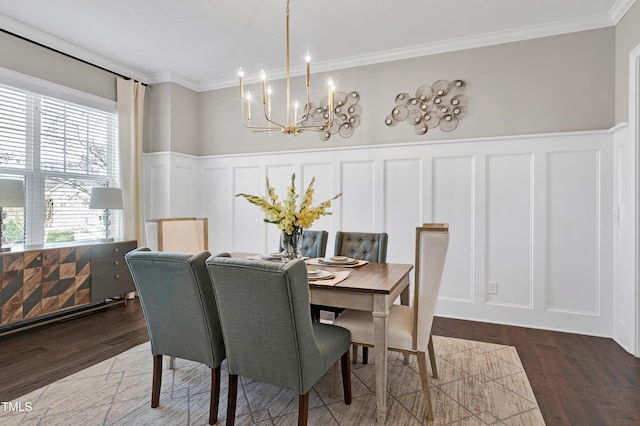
351 345 369 365
340 350 352 404
298 392 310 426
428 333 438 378
209 366 221 425
311 306 320 322
151 354 162 408
226 374 238 426
417 351 435 421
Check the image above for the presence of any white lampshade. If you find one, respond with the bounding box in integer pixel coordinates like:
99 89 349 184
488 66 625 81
0 179 25 207
89 187 123 209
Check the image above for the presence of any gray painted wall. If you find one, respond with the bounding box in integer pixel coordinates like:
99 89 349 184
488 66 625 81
198 28 614 155
615 0 640 123
143 82 172 153
0 31 116 101
144 82 201 155
0 24 618 157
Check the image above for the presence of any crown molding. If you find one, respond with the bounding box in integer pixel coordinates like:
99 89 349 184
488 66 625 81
610 0 637 24
1 8 622 93
198 13 615 92
146 70 204 92
0 14 149 83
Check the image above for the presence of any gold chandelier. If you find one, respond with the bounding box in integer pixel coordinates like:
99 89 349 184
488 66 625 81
238 0 335 136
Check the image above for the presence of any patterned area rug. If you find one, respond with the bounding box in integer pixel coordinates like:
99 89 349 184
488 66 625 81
2 336 543 425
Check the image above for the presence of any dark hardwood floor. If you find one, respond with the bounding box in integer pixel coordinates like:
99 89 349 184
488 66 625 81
433 317 640 425
0 301 148 402
1 300 639 425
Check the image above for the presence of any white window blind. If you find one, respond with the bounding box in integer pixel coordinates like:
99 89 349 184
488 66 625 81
0 82 119 247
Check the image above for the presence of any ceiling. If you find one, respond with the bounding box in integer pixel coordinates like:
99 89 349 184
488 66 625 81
0 0 634 92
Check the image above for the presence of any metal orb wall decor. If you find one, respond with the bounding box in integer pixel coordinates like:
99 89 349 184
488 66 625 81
302 91 362 140
385 80 467 135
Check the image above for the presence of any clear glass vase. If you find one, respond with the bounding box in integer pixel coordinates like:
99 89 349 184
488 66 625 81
281 227 303 262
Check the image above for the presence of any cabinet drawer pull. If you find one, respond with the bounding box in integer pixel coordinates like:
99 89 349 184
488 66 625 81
113 260 119 266
115 274 120 279
114 248 119 253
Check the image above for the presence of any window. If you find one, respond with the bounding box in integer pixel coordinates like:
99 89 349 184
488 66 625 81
0 79 119 247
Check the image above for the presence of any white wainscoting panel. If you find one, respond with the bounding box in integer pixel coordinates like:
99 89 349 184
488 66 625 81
143 129 615 337
232 166 264 253
384 159 421 264
301 162 336 250
202 166 228 254
612 124 636 353
341 161 376 232
432 156 476 303
170 154 202 218
486 154 533 308
142 152 202 222
547 151 600 315
142 153 170 220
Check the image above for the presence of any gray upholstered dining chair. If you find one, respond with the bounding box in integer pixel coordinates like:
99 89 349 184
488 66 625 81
279 229 328 258
316 231 388 363
125 248 227 425
280 229 329 322
334 231 388 263
333 224 449 421
205 256 352 426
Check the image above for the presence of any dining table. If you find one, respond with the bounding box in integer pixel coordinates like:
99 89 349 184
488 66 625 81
239 253 413 424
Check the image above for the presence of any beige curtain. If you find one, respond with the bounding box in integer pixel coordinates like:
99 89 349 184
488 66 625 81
117 78 146 244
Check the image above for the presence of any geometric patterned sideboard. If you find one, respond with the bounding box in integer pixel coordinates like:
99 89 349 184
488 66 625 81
0 240 136 332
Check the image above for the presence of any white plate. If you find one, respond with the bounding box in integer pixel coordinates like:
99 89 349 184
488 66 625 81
261 252 282 260
318 257 359 265
308 270 334 280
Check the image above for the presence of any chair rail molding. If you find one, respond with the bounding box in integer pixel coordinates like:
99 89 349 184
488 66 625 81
143 128 618 343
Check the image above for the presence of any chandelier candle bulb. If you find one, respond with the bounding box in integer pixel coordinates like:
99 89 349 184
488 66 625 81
294 101 299 123
238 68 244 99
267 86 272 114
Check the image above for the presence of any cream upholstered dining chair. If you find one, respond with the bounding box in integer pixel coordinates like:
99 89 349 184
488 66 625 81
206 256 352 426
124 248 227 425
333 224 449 421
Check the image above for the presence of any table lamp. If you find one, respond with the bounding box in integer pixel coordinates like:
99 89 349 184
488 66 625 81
89 187 123 241
0 179 25 252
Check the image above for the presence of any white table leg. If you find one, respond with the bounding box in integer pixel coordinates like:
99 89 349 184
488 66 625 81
372 295 389 424
400 285 410 365
165 355 175 370
330 361 339 399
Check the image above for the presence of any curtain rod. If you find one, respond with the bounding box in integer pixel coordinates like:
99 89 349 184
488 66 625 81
1 28 148 86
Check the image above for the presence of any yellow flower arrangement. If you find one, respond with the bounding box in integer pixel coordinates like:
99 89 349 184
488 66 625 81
236 173 342 236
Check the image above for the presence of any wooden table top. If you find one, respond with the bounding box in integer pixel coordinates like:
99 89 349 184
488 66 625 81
231 253 413 296
309 261 413 295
